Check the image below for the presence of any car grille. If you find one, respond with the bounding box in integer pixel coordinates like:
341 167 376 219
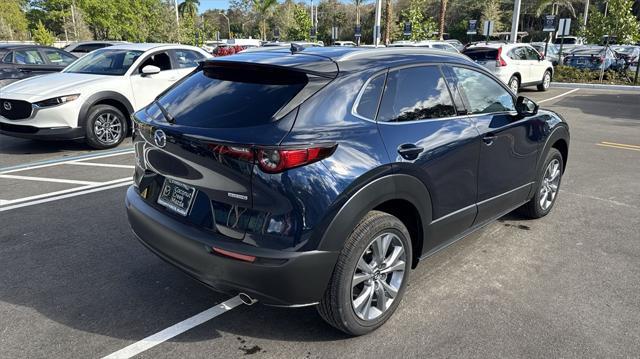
0 99 33 120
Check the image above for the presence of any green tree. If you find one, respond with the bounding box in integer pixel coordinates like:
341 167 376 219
286 3 311 41
252 0 277 40
481 0 505 33
581 0 640 44
178 0 200 18
535 0 576 16
399 0 436 41
0 0 29 40
32 20 55 45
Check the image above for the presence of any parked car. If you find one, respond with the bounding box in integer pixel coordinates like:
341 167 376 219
445 39 465 51
611 45 640 69
463 43 554 93
553 36 584 53
0 44 77 88
63 41 126 57
126 47 569 336
0 43 211 149
388 40 459 53
334 41 357 47
262 41 323 48
531 42 562 65
563 46 624 71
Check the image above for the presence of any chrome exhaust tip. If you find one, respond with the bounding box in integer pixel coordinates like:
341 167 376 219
238 293 258 306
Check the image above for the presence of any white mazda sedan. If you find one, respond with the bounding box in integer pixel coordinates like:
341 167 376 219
0 43 211 149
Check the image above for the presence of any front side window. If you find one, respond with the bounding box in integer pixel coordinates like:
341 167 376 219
452 67 515 114
378 66 456 122
525 47 541 60
354 74 385 120
174 50 204 69
64 49 143 75
138 52 172 73
14 50 45 65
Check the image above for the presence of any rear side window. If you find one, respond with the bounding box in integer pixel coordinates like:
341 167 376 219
463 48 498 61
174 49 204 69
378 66 456 122
452 67 515 114
157 65 308 128
355 74 385 120
14 50 45 65
43 49 76 65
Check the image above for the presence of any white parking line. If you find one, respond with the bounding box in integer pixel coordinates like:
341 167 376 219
0 150 134 174
538 88 580 103
0 174 99 185
67 162 136 169
102 296 244 359
0 178 132 211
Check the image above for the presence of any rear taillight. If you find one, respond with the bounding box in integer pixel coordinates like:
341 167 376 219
207 143 336 173
257 146 336 174
496 47 507 67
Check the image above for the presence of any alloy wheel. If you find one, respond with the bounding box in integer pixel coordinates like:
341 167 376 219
539 158 561 211
351 232 407 321
509 78 519 94
94 112 123 145
543 72 551 89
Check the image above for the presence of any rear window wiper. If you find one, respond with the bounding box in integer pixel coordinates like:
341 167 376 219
155 100 175 124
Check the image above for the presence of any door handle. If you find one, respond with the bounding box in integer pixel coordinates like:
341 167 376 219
482 134 497 146
397 144 424 160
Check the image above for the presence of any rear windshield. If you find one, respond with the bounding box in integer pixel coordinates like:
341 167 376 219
156 64 308 128
555 38 577 44
571 48 604 55
463 48 498 61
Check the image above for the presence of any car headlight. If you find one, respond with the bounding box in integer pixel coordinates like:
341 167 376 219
33 94 80 108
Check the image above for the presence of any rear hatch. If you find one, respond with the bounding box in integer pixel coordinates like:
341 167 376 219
463 47 499 71
565 49 604 68
133 55 337 240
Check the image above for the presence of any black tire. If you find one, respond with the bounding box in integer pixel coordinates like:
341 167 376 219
84 104 128 150
537 70 552 92
508 75 520 94
317 210 412 336
520 148 564 219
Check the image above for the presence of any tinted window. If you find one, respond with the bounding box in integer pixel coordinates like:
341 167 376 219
64 49 143 75
156 65 308 128
555 38 577 45
463 48 498 61
378 66 456 122
508 47 527 60
174 49 204 68
355 74 385 119
524 47 540 60
14 50 45 65
452 67 515 114
2 52 11 63
138 52 172 72
43 49 76 65
74 44 107 53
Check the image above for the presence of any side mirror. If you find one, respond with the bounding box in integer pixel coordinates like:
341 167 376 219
141 65 161 76
516 96 539 117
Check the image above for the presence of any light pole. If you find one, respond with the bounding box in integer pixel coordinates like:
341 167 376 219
510 0 521 43
374 0 382 46
584 0 590 26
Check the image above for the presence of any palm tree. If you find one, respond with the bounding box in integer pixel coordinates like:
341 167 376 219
354 0 362 26
438 0 447 40
535 0 576 17
253 0 278 41
383 0 392 44
178 0 200 18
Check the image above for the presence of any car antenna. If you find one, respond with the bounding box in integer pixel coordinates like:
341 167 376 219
290 43 305 54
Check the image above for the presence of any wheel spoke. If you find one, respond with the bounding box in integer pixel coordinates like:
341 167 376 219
379 279 398 299
352 273 371 287
381 260 405 274
353 284 373 313
383 245 404 268
375 283 387 312
372 236 386 266
357 257 373 274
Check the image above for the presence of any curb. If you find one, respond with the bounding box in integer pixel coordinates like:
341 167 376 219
551 82 640 92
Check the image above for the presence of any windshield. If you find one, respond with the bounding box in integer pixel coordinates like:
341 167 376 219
64 49 143 76
613 46 635 55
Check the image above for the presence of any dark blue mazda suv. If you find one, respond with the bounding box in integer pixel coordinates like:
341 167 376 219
126 47 569 335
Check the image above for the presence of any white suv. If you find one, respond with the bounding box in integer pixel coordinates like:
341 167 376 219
0 43 211 149
463 43 554 93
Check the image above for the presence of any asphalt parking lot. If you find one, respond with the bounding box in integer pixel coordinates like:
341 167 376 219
1 87 639 358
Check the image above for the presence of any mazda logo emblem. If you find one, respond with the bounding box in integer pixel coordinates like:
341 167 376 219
3 102 11 111
154 129 167 148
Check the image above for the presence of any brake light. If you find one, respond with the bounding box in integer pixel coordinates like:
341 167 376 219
257 145 336 174
207 143 337 173
496 47 507 67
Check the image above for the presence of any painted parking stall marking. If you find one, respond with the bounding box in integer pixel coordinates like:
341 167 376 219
596 141 640 152
101 296 245 359
0 147 135 211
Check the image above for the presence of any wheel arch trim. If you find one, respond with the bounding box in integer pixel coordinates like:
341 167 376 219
77 91 134 128
317 174 432 255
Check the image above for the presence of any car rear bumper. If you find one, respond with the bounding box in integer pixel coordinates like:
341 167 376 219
0 122 84 140
125 186 339 306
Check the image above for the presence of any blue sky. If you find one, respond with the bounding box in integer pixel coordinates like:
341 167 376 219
199 0 235 11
